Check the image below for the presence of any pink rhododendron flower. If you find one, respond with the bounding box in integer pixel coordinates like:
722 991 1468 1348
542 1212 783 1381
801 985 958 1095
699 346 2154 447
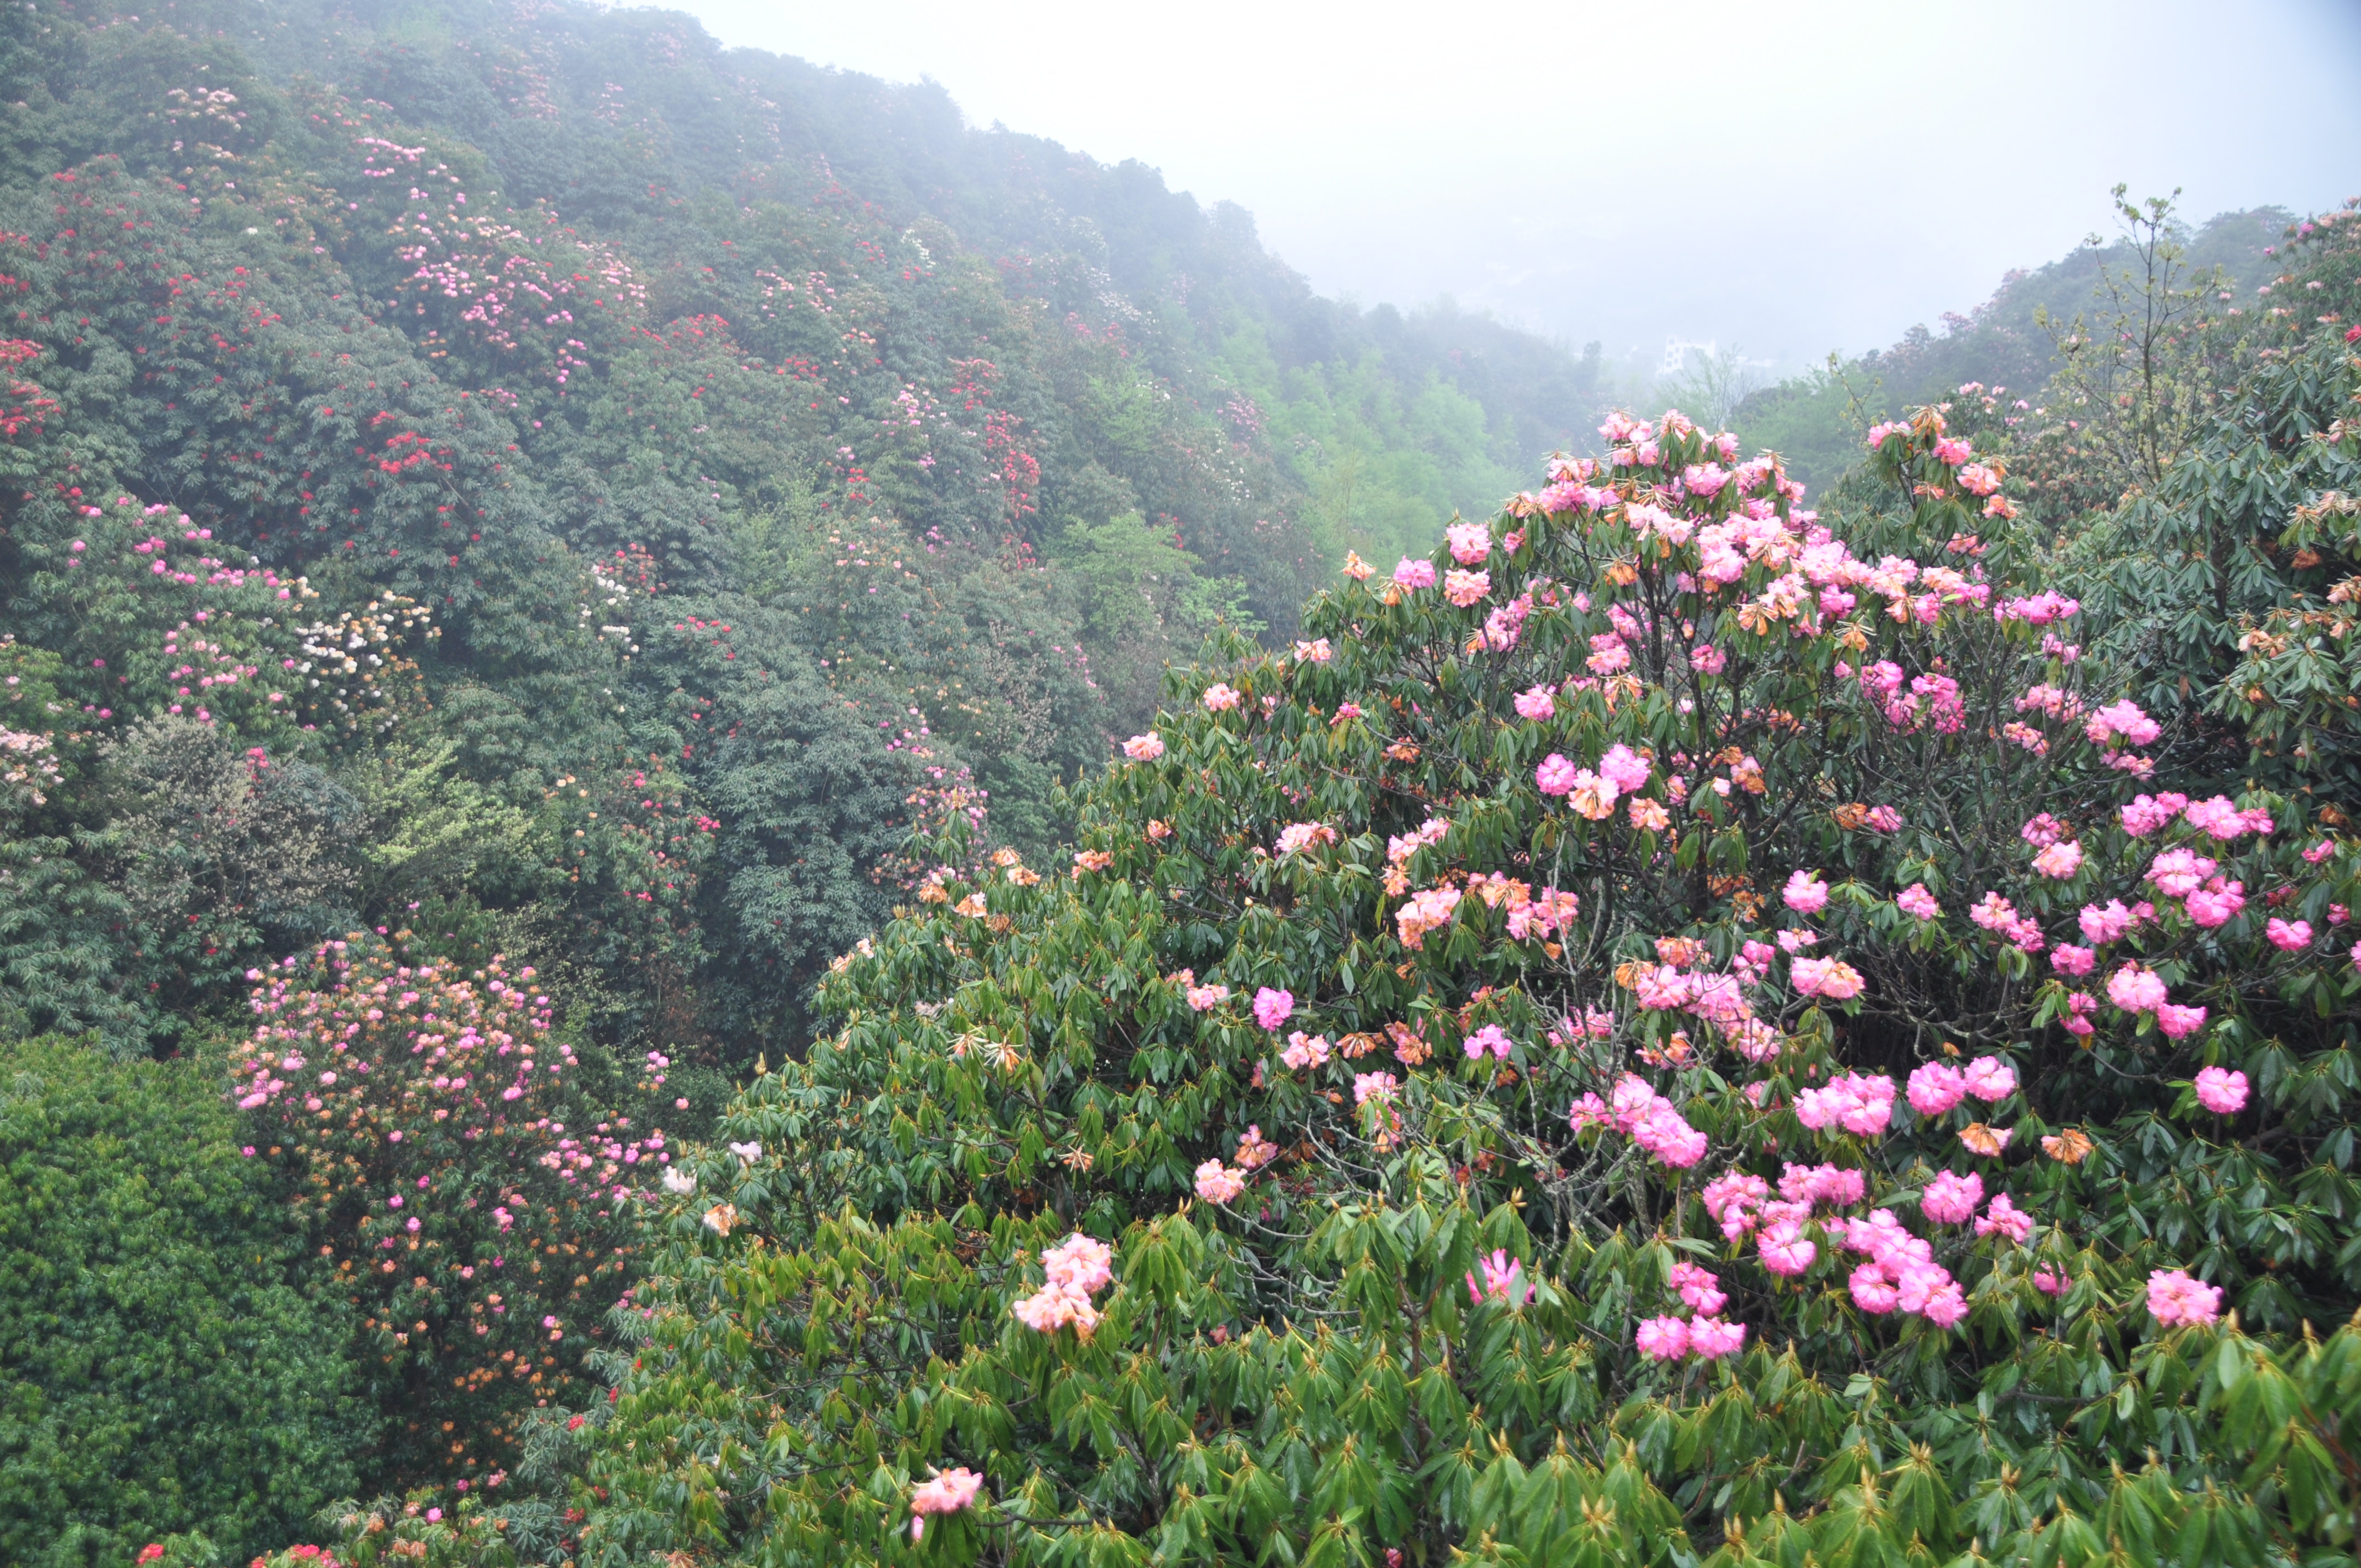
1907 1062 1966 1115
1702 1171 1770 1238
2302 839 2335 863
2147 1268 2222 1327
2194 1066 2249 1114
2146 848 2219 899
1794 1071 1894 1134
1443 568 1491 607
1598 744 1652 793
1690 643 1727 674
1513 684 1555 720
2031 840 2083 879
2085 699 2161 748
1585 631 1631 674
1969 892 2019 933
1669 1261 1726 1314
1782 869 1830 913
2120 792 2190 836
1280 1031 1331 1069
909 1467 984 1539
1252 988 1294 1032
1352 1071 1399 1106
1186 983 1230 1011
1634 1315 1690 1360
2183 794 2273 840
1194 1159 1247 1204
2107 964 2169 1013
2184 881 2245 928
1012 1234 1116 1338
1922 1283 1970 1327
1445 520 1492 564
2079 899 2137 943
1293 638 1333 663
1535 753 1579 796
1202 682 1242 712
1394 886 1463 948
1791 957 1865 1000
1896 883 1940 920
2020 812 2068 847
1848 1264 1901 1314
1275 821 1339 856
2266 917 2312 951
1462 1024 1513 1061
1042 1233 1114 1295
2033 1267 2070 1297
1922 1170 1984 1224
1758 1221 1818 1275
2156 1003 2208 1039
1466 1249 1533 1306
1688 1317 1747 1359
2051 944 2096 976
1393 558 1436 589
1974 1192 2033 1244
1121 732 1165 761
1962 1057 2016 1102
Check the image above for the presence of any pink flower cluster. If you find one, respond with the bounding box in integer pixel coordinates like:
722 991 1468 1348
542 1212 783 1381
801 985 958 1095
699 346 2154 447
1968 892 2044 951
1193 1158 1247 1204
1568 1073 1707 1167
1905 1057 2016 1115
1840 1210 1968 1325
1466 1248 1535 1307
1445 521 1493 564
1535 744 1651 821
909 1467 984 1540
1794 1071 1895 1136
1790 957 1866 1000
1394 885 1463 949
1275 821 1339 855
1462 1024 1513 1061
1782 869 1829 913
2193 1066 2249 1115
1635 1260 1745 1362
2146 1268 2223 1327
1010 1233 1115 1337
1280 1031 1331 1069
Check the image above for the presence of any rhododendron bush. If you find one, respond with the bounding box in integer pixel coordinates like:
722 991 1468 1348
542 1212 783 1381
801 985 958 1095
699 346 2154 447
236 934 672 1484
590 404 2360 1563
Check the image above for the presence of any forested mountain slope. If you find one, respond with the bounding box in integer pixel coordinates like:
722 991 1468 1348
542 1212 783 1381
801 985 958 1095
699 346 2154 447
0 0 1602 1067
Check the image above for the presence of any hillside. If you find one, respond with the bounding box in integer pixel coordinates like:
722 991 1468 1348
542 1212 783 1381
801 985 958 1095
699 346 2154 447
0 0 1604 1067
1734 204 2293 488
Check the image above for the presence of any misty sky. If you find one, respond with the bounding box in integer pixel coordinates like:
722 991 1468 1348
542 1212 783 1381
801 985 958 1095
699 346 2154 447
673 0 2360 373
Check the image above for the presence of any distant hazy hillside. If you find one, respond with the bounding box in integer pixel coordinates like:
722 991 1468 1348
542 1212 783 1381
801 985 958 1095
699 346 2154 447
1734 206 2289 487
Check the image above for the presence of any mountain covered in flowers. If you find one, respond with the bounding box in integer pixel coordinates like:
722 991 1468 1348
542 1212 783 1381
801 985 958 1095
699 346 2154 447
0 0 1611 1072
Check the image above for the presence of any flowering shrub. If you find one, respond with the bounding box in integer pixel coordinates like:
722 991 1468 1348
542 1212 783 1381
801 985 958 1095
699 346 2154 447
593 404 2361 1562
235 935 669 1484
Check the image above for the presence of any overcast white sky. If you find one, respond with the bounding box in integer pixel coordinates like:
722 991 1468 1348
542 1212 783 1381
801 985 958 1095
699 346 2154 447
671 0 2360 372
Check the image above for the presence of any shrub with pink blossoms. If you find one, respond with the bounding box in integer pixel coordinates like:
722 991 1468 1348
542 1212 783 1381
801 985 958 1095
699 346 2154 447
607 402 2361 1568
236 933 670 1486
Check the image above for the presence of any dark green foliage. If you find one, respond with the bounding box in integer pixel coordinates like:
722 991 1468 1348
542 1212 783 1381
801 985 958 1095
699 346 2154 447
0 1036 369 1565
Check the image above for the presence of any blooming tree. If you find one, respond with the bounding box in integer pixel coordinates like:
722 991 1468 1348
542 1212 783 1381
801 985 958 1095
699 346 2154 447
236 934 673 1485
590 398 2361 1564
